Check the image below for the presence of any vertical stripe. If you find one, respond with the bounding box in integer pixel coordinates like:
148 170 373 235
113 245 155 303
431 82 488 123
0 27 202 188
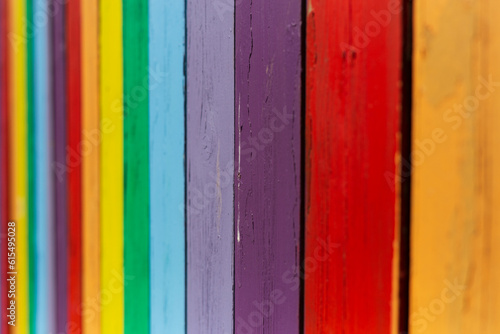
304 1 403 333
149 0 185 332
34 0 54 332
234 0 302 332
81 0 100 332
50 0 67 332
26 0 36 331
67 0 82 332
0 0 10 332
100 0 124 332
186 0 235 332
123 0 149 332
411 1 500 332
8 0 29 331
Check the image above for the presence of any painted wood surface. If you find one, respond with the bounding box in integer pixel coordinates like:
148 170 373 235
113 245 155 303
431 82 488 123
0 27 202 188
123 1 149 333
305 1 402 333
149 0 185 332
81 0 100 333
34 0 55 332
0 0 10 332
234 0 302 332
99 0 124 332
67 0 82 332
51 0 67 332
9 0 29 331
26 0 36 331
410 1 500 333
186 0 234 332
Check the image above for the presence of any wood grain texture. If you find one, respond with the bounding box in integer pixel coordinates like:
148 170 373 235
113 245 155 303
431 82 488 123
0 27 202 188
186 0 234 332
123 0 149 332
234 0 302 332
0 0 10 332
410 1 500 333
304 1 402 333
149 0 185 332
67 0 82 332
51 0 68 331
9 0 29 331
34 0 55 332
100 0 124 332
81 0 100 332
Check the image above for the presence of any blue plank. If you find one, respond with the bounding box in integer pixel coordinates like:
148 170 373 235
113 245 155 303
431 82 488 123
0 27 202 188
34 0 55 332
149 0 186 332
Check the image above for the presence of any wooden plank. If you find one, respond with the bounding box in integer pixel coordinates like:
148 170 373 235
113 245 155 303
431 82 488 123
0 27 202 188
9 0 29 331
81 0 100 333
186 0 234 332
123 1 149 332
26 0 36 331
100 0 124 332
50 0 68 331
304 1 402 333
149 0 185 332
234 0 302 332
34 0 55 332
0 0 10 332
67 0 82 332
410 1 500 332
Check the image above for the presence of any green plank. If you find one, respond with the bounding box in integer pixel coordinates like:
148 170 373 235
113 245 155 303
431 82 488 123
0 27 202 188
123 0 149 333
27 0 36 332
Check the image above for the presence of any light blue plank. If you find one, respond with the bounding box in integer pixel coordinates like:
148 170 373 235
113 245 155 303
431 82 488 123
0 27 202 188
34 0 54 332
149 0 186 332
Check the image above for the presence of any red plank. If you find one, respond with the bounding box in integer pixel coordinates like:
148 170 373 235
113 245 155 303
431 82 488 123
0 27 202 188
66 0 82 332
305 1 403 333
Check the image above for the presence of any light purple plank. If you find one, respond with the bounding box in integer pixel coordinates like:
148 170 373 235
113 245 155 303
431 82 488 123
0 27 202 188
186 0 234 332
234 0 302 333
50 0 67 332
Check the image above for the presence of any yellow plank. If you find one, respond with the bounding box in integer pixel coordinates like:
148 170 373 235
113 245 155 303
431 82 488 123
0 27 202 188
8 0 28 332
82 0 100 333
411 0 500 333
99 0 124 333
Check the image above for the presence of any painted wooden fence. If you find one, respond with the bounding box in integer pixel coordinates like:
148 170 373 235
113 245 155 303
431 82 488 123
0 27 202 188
186 0 233 332
149 0 185 332
410 0 500 333
0 0 499 333
81 0 99 333
234 0 302 332
305 1 402 333
9 1 29 332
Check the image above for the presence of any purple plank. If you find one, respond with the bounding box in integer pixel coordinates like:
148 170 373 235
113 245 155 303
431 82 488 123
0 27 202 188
234 0 302 333
186 0 234 333
50 0 67 332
